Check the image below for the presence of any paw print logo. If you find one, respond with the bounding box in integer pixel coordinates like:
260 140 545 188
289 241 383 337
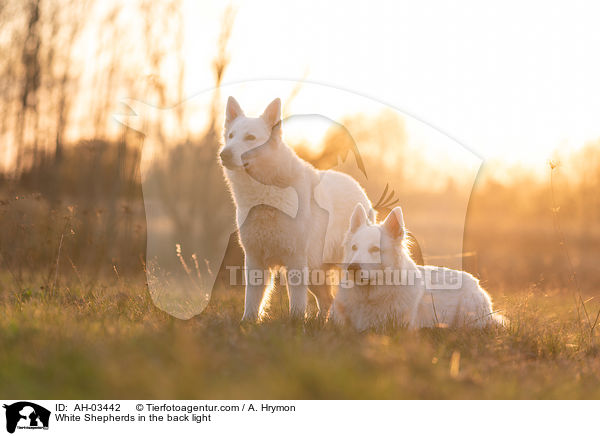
287 269 303 286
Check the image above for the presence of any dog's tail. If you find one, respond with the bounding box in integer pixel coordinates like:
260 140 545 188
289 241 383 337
405 231 424 266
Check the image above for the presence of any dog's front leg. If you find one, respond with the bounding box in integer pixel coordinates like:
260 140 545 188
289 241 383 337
241 256 268 322
285 262 308 320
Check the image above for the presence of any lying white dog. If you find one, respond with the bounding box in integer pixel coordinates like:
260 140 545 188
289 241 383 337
331 204 501 330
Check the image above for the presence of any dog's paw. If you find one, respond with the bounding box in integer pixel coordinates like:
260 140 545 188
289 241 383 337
240 312 260 324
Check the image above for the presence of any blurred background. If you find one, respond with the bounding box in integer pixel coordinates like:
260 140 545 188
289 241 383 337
1 0 599 305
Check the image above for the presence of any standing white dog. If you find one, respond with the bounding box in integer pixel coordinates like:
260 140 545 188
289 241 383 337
331 204 501 330
220 97 372 321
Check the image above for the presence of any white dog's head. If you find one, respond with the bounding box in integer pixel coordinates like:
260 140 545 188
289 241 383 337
220 96 281 170
343 204 412 284
240 120 299 188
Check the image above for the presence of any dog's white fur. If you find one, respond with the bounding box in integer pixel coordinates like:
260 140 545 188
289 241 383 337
331 204 500 330
220 97 372 321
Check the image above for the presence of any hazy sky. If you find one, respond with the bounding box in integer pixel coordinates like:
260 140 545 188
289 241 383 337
180 0 600 168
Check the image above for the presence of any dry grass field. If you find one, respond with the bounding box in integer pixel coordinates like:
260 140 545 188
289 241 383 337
1 134 600 400
1 276 599 399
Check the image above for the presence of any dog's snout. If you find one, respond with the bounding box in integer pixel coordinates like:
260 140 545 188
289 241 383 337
220 149 233 165
347 263 360 272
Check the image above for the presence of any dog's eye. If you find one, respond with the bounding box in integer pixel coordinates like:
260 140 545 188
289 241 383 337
369 246 380 253
351 244 357 251
228 133 233 139
245 134 256 141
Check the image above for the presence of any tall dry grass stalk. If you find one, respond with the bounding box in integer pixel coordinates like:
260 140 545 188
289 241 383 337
549 160 600 343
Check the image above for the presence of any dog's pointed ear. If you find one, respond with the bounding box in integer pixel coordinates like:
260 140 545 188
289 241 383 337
368 208 376 223
226 96 244 125
261 98 281 127
269 120 283 143
350 203 368 233
382 206 405 239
